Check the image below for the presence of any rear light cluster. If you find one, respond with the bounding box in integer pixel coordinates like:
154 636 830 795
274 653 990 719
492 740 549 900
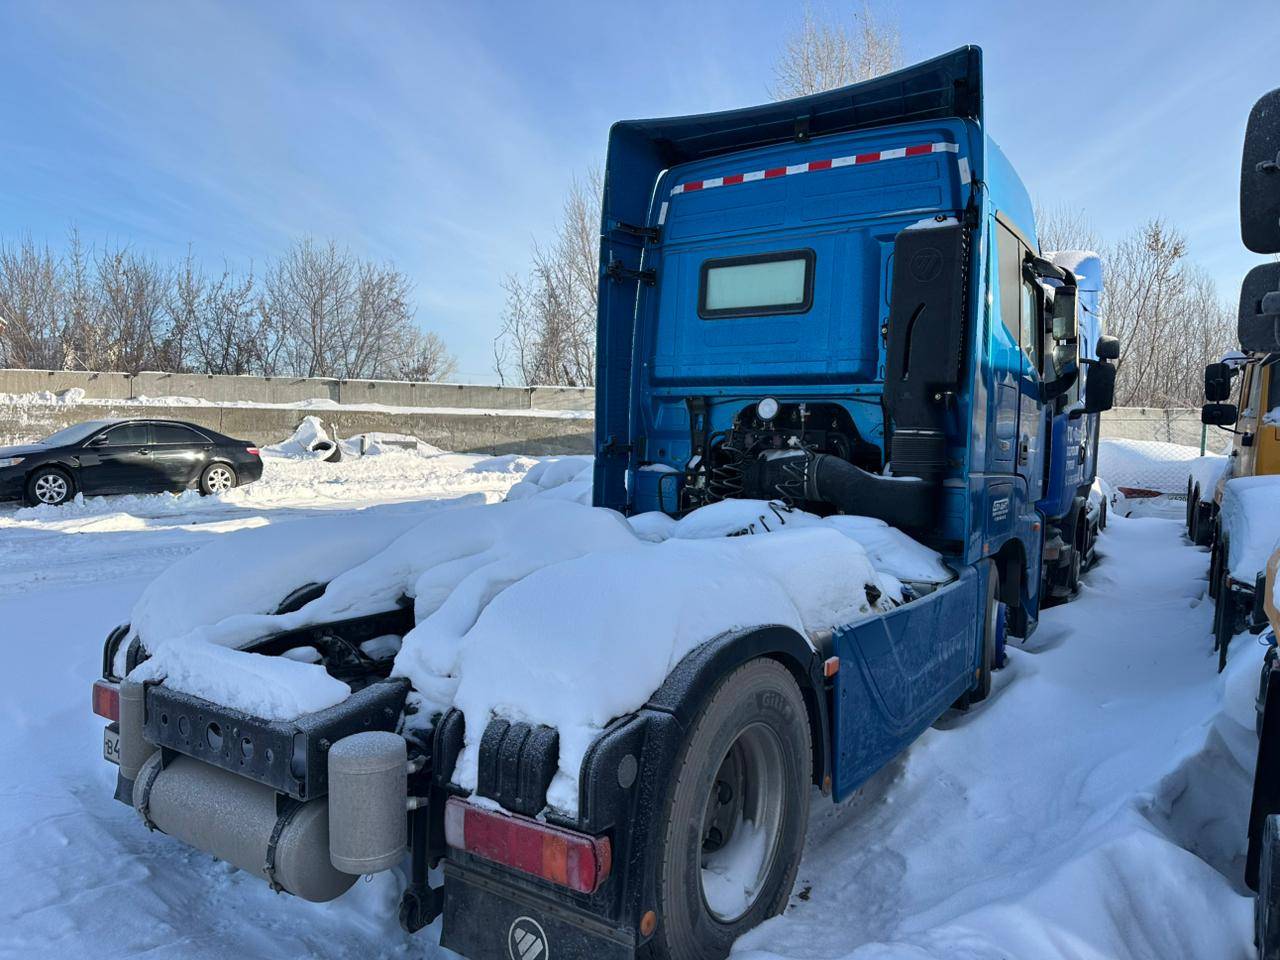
1117 486 1162 499
245 447 260 457
444 797 611 894
92 680 120 722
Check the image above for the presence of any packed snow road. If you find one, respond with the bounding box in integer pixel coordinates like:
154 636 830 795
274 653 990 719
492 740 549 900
0 450 1263 959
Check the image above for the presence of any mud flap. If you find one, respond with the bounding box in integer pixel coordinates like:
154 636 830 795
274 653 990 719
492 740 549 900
441 862 635 960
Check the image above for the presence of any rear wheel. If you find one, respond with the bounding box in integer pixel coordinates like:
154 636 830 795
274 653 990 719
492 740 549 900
25 467 72 506
969 561 1001 704
645 658 811 960
1258 814 1280 959
199 463 237 495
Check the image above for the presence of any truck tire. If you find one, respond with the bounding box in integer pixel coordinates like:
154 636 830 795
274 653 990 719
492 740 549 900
1258 814 1280 959
644 658 811 960
969 561 1000 704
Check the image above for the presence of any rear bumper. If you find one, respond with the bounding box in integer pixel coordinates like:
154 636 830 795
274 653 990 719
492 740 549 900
237 457 264 484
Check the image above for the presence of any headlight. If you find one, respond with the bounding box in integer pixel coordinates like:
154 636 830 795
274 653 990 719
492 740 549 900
0 456 24 468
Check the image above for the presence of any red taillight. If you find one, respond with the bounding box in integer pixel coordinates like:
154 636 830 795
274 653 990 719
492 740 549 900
1117 486 1163 499
444 797 611 894
246 447 260 457
92 680 119 722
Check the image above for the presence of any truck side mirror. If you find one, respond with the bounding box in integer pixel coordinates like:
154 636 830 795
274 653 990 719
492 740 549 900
1202 402 1239 426
1242 87 1280 254
1083 360 1116 414
1051 286 1078 342
1240 262 1280 352
1204 362 1233 402
1095 335 1119 361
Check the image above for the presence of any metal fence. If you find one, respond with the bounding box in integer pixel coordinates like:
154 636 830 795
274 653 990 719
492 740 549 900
1100 407 1210 451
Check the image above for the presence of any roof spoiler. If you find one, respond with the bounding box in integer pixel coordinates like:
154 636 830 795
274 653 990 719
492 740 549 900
610 46 983 170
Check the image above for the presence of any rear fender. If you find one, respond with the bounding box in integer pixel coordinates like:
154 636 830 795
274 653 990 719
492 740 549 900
524 626 829 942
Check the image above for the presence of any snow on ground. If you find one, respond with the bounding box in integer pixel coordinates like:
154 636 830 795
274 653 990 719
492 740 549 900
0 447 1265 959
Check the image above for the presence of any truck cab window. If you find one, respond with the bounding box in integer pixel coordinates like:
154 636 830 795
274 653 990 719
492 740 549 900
1020 276 1042 374
699 250 815 318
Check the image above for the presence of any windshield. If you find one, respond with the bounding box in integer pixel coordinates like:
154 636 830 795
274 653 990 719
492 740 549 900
38 421 118 447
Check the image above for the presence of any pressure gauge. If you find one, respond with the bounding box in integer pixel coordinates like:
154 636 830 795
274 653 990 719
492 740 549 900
757 397 779 421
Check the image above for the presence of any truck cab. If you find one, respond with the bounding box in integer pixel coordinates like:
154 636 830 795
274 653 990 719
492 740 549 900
597 46 1113 641
1037 252 1111 600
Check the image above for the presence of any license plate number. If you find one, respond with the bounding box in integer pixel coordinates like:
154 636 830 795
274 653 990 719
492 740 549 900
103 726 121 765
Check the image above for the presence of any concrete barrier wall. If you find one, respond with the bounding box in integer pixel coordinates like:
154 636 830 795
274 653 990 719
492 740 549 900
0 369 135 400
0 368 596 412
130 372 340 404
0 402 594 456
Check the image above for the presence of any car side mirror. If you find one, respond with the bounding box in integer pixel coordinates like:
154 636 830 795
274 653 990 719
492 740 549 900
1083 360 1116 414
1204 362 1234 402
1240 262 1280 353
1242 87 1280 254
1202 402 1239 427
88 434 109 447
1095 335 1120 361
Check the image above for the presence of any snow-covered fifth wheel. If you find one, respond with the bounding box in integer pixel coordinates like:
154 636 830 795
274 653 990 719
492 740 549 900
90 48 1118 960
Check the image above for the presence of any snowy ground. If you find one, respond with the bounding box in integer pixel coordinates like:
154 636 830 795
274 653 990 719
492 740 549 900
0 448 1265 959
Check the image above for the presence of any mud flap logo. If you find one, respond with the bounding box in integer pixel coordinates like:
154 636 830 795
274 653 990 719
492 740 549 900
509 917 548 960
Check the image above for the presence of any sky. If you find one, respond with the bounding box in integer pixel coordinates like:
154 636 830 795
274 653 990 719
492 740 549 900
1 0 1275 382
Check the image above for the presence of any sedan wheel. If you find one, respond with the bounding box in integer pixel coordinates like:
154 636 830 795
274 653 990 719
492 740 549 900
28 469 72 506
201 464 237 495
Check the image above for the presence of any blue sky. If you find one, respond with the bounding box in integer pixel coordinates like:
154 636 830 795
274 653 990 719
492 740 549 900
1 0 1275 381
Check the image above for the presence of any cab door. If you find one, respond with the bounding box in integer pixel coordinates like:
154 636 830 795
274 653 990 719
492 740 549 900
996 223 1045 503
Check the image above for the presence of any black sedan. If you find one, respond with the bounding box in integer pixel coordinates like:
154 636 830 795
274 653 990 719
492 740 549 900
0 418 263 506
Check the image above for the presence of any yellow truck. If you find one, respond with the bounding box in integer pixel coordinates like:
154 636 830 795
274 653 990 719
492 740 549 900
1189 352 1280 547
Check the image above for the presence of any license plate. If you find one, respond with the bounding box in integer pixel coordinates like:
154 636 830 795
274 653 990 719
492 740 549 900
103 725 121 765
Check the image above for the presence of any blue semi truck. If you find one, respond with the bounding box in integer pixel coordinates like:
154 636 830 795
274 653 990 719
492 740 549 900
1038 251 1108 601
93 47 1117 960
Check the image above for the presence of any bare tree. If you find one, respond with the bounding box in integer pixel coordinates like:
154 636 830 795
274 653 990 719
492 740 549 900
1103 219 1235 407
495 171 601 386
1034 201 1102 257
0 237 67 369
771 2 902 100
0 229 456 383
260 238 456 381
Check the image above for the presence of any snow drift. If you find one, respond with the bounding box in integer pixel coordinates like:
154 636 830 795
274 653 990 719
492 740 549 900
127 495 946 815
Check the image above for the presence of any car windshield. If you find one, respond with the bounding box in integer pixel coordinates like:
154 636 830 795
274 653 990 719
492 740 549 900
37 421 118 446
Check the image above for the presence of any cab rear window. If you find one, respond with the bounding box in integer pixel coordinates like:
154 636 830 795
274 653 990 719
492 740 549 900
699 250 814 319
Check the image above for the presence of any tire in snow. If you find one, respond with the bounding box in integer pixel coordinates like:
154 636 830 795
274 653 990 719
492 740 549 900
200 462 238 495
26 466 73 506
644 658 811 960
1259 814 1280 959
970 560 1001 703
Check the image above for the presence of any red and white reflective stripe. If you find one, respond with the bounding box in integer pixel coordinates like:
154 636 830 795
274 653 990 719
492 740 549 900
669 141 961 196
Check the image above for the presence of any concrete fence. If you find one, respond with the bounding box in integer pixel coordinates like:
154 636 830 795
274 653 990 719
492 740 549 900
0 368 597 455
0 368 596 412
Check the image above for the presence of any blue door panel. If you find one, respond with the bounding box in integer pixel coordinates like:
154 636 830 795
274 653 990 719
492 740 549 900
832 565 981 801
